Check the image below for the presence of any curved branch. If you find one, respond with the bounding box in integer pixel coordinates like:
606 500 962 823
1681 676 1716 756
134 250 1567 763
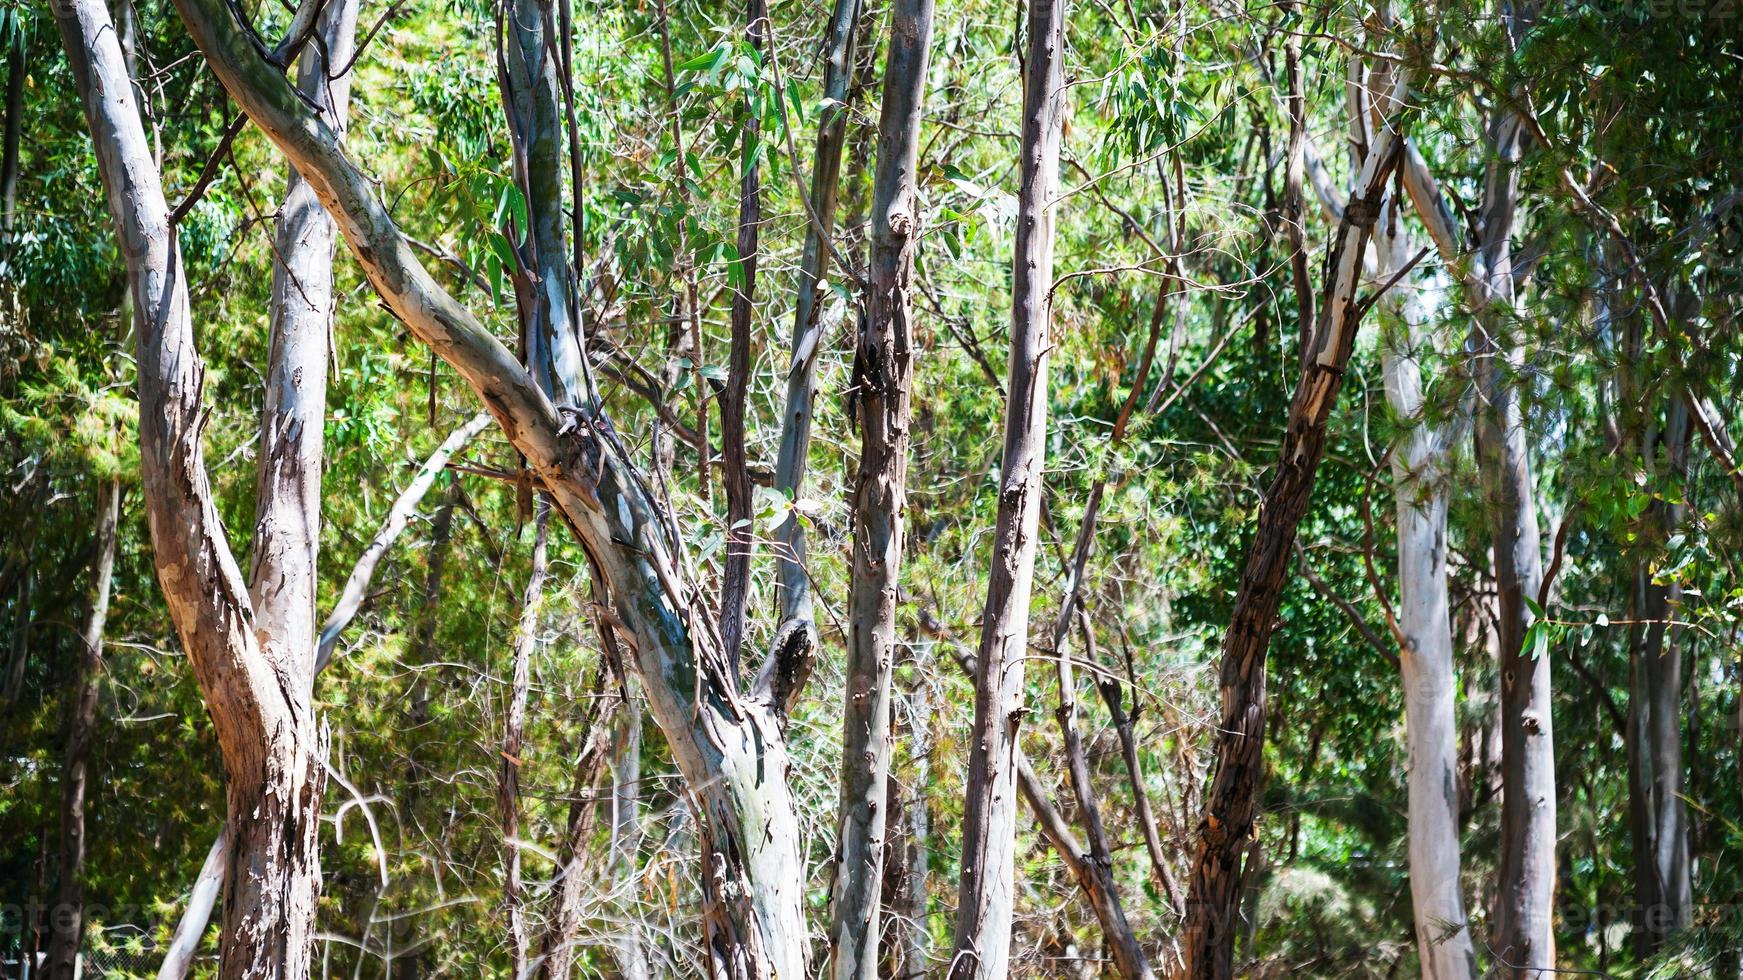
314 411 492 673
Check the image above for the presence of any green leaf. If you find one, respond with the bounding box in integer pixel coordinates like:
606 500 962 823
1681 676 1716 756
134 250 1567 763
488 232 518 274
1527 622 1550 662
676 46 725 73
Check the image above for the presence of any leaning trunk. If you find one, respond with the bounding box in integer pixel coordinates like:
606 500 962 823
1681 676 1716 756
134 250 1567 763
1180 77 1408 980
156 832 226 980
42 479 121 979
828 0 933 974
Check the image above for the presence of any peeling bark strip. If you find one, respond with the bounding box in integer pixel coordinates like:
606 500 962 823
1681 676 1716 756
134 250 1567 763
43 479 121 980
827 0 934 974
1180 78 1409 980
172 0 808 973
949 0 1065 974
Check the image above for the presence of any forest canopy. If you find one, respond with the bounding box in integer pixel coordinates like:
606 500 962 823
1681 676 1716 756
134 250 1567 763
1 0 1741 975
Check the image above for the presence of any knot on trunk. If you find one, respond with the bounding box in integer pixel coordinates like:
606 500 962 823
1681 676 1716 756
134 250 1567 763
1345 191 1384 228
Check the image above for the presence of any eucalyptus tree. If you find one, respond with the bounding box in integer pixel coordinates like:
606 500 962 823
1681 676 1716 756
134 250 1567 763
1395 14 1556 967
827 0 934 972
54 0 357 972
1295 18 1481 972
1181 67 1411 980
948 0 1066 972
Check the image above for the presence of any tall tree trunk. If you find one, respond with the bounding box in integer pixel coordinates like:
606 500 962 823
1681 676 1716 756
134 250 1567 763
763 0 864 710
949 0 1064 972
1470 107 1556 979
1180 75 1409 980
1338 53 1480 973
501 502 551 977
718 0 768 666
1378 250 1478 979
1479 331 1554 977
828 0 933 973
42 479 121 979
250 0 359 688
1627 395 1692 954
232 0 359 966
1397 29 1553 969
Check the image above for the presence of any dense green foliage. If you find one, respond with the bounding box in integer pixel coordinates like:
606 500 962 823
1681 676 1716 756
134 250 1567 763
2 0 1739 973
